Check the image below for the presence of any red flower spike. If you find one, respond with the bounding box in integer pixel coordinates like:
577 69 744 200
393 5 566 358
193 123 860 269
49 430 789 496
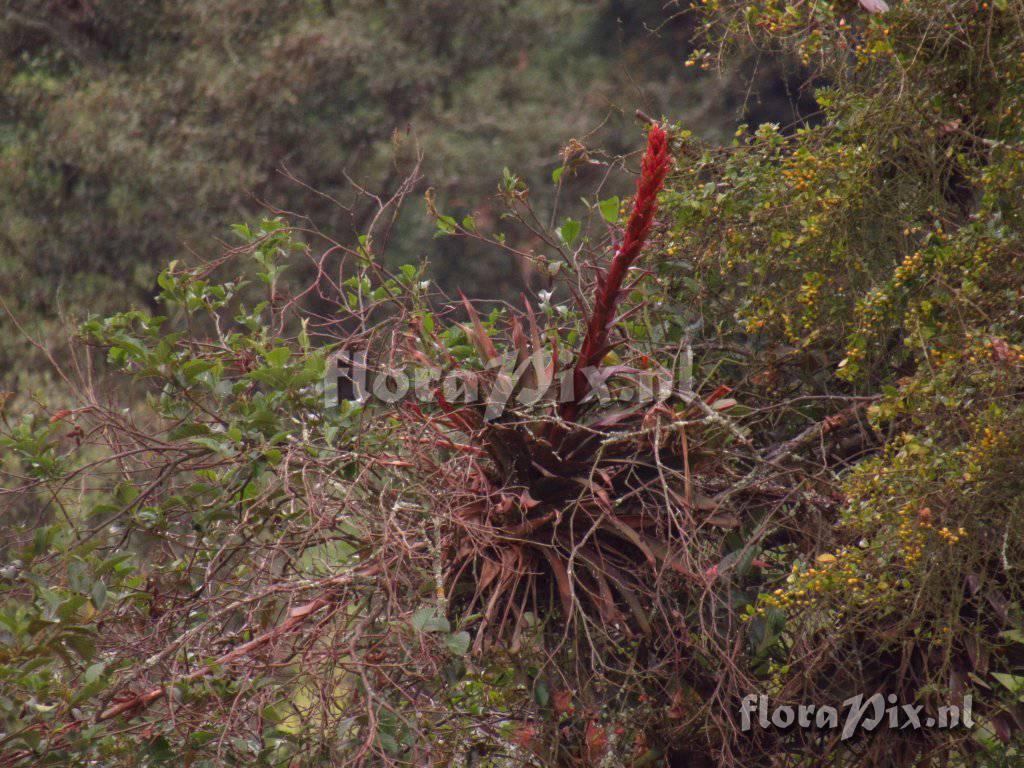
562 124 672 421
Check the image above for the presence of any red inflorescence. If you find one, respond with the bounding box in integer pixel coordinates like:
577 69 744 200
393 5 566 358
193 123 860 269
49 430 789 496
563 124 673 420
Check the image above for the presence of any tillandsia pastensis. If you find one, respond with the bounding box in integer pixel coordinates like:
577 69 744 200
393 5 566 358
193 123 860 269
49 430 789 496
404 125 796 658
393 123 847 766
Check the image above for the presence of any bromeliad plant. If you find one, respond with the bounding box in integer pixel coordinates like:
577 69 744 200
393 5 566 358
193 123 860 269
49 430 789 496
412 128 750 644
415 131 685 630
397 125 839 765
424 126 689 638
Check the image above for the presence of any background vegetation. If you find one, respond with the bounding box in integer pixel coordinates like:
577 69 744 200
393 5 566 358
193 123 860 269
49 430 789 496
0 0 809 390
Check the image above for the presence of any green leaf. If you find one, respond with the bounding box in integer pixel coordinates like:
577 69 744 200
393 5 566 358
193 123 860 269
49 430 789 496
410 607 450 634
115 483 140 505
533 679 549 706
265 347 291 367
502 166 519 191
444 631 471 656
167 423 212 441
85 662 106 684
598 196 620 223
998 629 1024 645
188 436 235 456
64 632 96 661
188 731 219 748
552 166 565 185
435 215 458 236
90 580 107 610
377 732 400 755
558 218 581 247
992 672 1024 693
96 552 135 576
182 359 216 382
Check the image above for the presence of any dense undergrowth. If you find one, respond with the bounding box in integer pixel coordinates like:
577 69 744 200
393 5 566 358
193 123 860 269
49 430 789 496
1 0 1023 766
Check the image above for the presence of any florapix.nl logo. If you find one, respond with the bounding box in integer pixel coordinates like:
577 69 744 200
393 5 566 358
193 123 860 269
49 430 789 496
739 693 973 740
323 347 695 420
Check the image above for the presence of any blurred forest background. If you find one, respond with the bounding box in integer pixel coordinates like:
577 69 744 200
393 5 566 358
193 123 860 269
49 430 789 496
0 0 807 388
